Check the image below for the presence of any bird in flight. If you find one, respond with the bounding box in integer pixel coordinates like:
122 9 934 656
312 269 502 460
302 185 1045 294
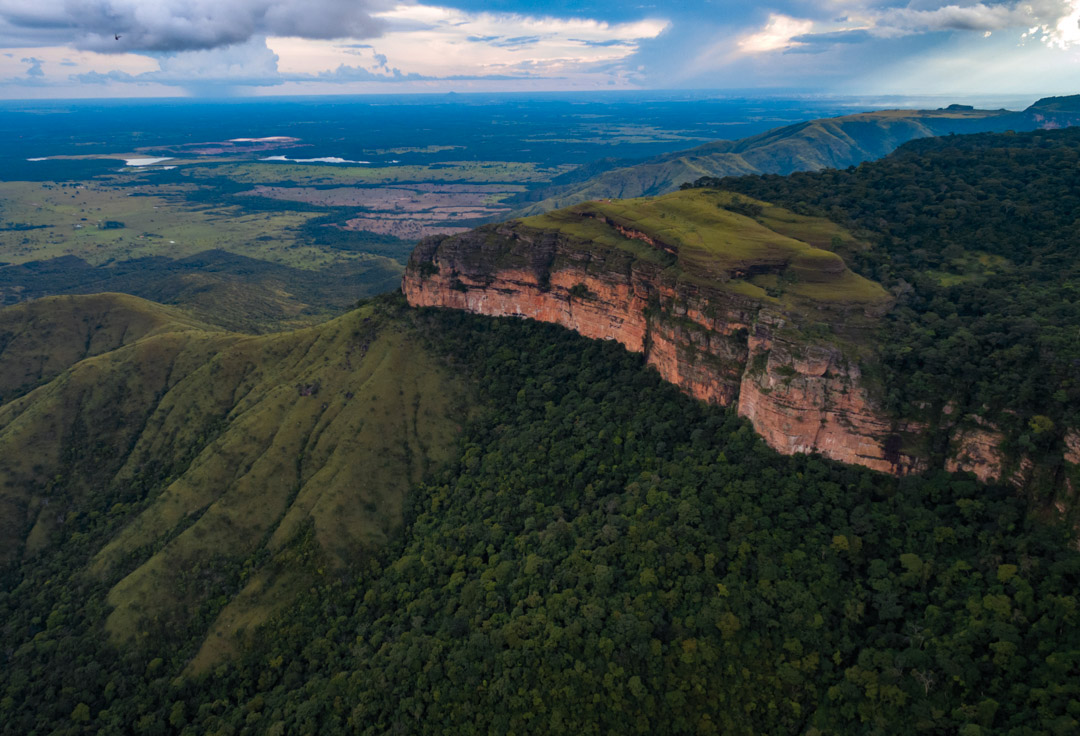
114 34 121 41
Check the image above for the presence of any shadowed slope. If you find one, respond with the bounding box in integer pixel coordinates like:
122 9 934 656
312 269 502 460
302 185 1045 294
0 292 210 401
0 293 466 669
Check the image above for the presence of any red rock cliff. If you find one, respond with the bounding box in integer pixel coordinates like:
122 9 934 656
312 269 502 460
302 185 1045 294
404 223 935 475
404 219 1080 486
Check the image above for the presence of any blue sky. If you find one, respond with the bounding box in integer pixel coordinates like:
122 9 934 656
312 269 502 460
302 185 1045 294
0 0 1076 99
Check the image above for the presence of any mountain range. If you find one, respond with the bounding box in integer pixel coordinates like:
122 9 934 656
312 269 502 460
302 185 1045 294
509 95 1080 216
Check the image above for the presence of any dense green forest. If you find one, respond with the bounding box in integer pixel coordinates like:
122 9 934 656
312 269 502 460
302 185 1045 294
692 128 1080 468
2 296 1078 735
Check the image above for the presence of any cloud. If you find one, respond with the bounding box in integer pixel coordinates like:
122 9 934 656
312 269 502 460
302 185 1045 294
0 3 668 94
73 36 282 89
271 6 668 84
0 0 396 53
69 34 539 90
733 1 1080 56
1031 0 1080 48
305 63 534 82
737 14 814 53
878 2 1052 34
790 29 874 46
19 54 41 75
569 38 635 48
489 35 541 48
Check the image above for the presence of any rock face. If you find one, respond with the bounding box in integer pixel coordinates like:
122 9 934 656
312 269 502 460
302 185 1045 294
944 424 1008 484
1066 431 1080 467
405 223 928 476
403 208 1076 485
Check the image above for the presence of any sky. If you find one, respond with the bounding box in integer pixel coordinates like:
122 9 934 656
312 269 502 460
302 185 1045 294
0 0 1076 99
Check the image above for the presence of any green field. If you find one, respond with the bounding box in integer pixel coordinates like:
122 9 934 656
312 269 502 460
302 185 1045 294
522 189 889 307
0 150 584 332
187 160 575 186
0 180 362 270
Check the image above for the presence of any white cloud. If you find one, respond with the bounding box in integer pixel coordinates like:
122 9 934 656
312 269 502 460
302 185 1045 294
271 5 668 80
737 14 815 53
5 4 667 94
818 1 1080 47
1035 0 1080 48
0 43 154 82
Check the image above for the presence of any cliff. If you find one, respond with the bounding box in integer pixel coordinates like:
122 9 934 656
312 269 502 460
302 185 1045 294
404 189 1077 485
406 189 924 475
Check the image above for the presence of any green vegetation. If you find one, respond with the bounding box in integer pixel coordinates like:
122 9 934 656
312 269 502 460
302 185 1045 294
510 101 1061 216
522 189 888 307
0 180 356 270
0 293 465 678
0 153 574 331
0 292 210 402
4 112 1080 736
699 127 1080 462
187 160 573 187
3 296 1078 734
0 248 404 333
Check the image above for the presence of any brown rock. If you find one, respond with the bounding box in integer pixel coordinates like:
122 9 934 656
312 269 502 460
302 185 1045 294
403 223 1057 484
404 225 929 475
944 424 1007 483
1065 430 1080 466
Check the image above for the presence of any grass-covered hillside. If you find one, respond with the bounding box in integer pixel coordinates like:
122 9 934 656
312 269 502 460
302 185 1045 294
0 293 465 673
0 293 209 402
521 189 888 309
511 96 1080 216
2 295 1077 735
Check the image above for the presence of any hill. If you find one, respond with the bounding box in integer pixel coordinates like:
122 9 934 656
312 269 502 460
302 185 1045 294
0 250 404 334
0 293 465 670
510 95 1080 216
0 292 210 402
707 126 1080 483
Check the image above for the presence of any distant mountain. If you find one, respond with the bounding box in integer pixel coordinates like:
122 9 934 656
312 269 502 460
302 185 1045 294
510 95 1080 216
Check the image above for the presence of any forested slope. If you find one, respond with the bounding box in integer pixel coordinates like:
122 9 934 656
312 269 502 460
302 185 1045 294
700 127 1080 486
1 295 1078 735
0 293 464 679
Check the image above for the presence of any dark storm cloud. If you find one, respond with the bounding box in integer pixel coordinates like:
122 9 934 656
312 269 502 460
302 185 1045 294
0 0 397 53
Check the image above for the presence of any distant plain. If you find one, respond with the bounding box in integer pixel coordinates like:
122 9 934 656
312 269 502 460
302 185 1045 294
0 94 860 329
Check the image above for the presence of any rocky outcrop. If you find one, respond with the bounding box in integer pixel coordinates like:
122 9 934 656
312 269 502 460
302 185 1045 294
944 424 1007 484
737 330 926 475
403 219 1077 484
405 224 929 475
1066 430 1080 467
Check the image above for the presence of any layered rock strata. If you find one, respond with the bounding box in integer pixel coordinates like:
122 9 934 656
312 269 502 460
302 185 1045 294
404 224 930 475
403 198 1079 488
